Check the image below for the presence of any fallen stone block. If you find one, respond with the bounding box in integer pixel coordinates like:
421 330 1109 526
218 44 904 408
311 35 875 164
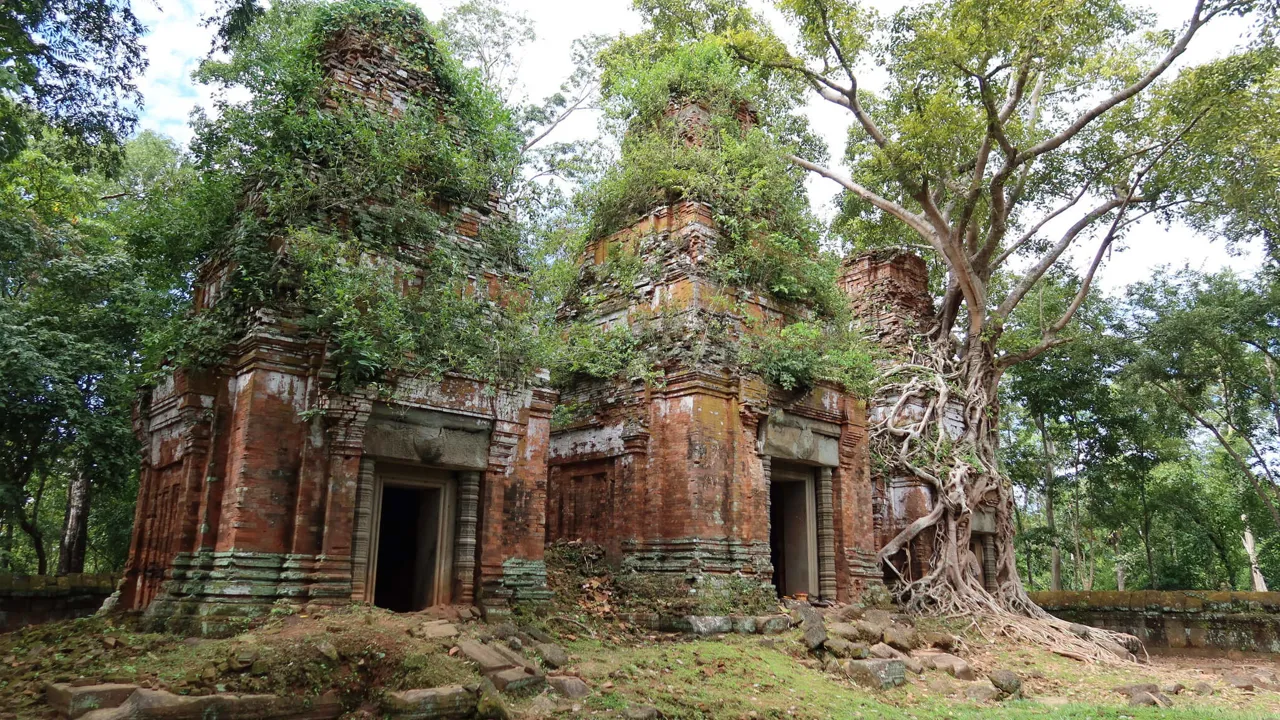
1225 672 1257 691
964 684 1001 703
843 659 906 689
988 670 1021 699
622 705 658 720
381 686 477 719
412 621 460 640
533 643 568 669
920 631 959 651
489 667 543 694
78 688 343 720
1113 683 1159 696
730 615 757 634
803 622 828 651
824 638 868 659
923 652 975 681
685 616 733 635
457 640 516 674
46 683 139 719
755 615 790 634
546 675 590 699
882 624 919 652
869 642 901 659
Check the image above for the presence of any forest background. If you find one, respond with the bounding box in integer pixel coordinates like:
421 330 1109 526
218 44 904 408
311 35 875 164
2 0 1278 600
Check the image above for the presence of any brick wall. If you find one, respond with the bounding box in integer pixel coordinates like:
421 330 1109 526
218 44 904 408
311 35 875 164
1033 590 1280 654
121 19 553 634
549 201 880 603
0 574 117 632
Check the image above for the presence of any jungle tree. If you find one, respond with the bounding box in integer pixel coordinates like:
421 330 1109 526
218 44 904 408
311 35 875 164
629 0 1280 654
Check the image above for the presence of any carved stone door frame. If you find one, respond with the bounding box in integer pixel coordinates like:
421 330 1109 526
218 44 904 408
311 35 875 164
365 464 457 609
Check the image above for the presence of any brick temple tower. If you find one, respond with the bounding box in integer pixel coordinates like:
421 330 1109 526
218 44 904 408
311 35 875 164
121 17 553 633
546 102 882 606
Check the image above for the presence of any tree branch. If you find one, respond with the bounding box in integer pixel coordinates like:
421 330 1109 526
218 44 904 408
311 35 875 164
1014 0 1209 165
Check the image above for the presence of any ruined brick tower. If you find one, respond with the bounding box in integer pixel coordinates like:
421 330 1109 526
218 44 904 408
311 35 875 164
547 102 881 606
121 18 553 632
839 251 998 591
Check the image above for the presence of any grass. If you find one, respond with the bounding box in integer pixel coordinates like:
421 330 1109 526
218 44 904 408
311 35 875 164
506 627 1280 720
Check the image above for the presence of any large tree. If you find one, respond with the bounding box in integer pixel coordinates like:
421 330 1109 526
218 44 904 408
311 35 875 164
631 0 1280 652
0 0 147 165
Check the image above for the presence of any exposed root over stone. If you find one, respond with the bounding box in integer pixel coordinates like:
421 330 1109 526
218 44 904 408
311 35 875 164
868 338 1142 663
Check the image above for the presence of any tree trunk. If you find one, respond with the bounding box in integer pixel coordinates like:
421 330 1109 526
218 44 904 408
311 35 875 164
58 469 91 575
18 515 46 576
1137 478 1157 589
19 473 49 575
1034 415 1062 592
872 337 1041 616
1012 493 1034 590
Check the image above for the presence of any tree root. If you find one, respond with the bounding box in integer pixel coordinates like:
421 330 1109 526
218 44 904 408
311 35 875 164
869 340 1144 663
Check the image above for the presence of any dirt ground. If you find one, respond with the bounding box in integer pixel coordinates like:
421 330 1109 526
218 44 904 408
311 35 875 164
3 604 1280 719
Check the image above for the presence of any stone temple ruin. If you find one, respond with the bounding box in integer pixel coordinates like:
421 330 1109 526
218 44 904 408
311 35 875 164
120 18 948 631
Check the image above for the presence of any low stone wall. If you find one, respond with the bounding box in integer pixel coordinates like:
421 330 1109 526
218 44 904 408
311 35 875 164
0 574 118 632
1031 590 1280 654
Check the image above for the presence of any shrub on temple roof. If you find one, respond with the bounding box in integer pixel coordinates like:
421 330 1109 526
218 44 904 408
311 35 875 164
143 0 538 390
588 39 839 312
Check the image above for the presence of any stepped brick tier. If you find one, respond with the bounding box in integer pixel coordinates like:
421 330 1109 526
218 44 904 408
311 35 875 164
548 200 881 603
120 21 554 634
0 574 118 632
1033 590 1280 654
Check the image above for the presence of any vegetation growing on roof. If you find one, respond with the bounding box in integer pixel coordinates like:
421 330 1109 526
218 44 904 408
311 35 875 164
148 0 538 390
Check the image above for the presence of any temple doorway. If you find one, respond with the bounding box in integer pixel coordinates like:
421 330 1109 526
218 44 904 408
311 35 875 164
769 461 818 599
370 467 456 612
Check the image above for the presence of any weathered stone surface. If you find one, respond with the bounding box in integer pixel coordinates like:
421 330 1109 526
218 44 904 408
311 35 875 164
534 643 568 669
1 573 119 632
546 675 590 699
881 624 918 652
803 622 828 651
1224 672 1257 691
964 684 1001 703
46 683 139 719
1192 681 1216 695
923 653 975 681
903 657 924 674
868 642 901 659
78 688 343 720
843 659 906 689
489 667 543 694
1160 682 1184 695
730 615 757 634
1033 590 1280 654
1113 683 1159 696
457 641 516 674
824 638 869 659
118 28 557 628
920 631 959 651
411 621 459 640
988 670 1021 698
381 686 477 719
756 615 790 634
686 616 733 635
621 705 659 720
1129 691 1172 707
547 200 882 607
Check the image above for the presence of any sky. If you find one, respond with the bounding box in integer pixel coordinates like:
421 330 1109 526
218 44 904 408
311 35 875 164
132 0 1265 293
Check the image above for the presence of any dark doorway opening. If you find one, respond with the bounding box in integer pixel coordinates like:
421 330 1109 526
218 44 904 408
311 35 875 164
373 485 443 612
769 462 817 598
